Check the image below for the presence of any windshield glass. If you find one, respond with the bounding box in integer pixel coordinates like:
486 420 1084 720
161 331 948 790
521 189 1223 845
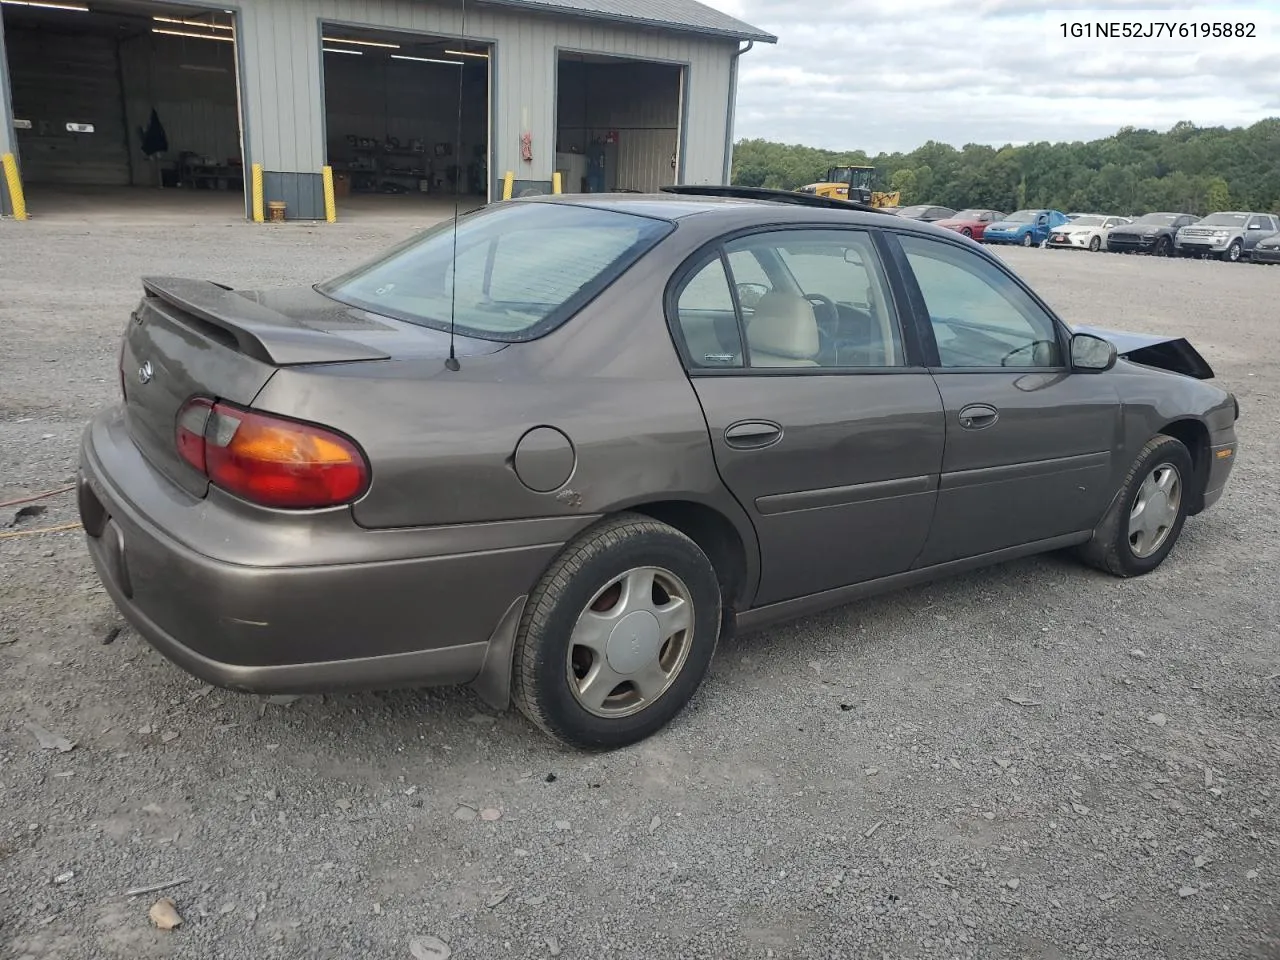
1067 216 1105 226
1136 213 1179 225
1197 213 1247 227
953 210 987 219
1003 210 1037 223
898 206 930 216
317 202 673 341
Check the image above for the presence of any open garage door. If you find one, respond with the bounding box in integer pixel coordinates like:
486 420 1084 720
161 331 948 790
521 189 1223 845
555 53 684 195
1 0 245 221
321 23 491 221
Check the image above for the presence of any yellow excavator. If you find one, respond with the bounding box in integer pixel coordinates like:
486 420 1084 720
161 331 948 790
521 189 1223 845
795 165 901 208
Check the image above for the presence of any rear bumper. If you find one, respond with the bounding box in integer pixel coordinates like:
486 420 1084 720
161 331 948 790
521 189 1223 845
78 406 586 694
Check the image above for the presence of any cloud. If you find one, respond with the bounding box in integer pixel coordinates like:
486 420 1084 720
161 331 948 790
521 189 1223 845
709 0 1279 151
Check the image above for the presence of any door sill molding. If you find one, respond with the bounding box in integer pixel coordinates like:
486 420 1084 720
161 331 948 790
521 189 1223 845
736 530 1092 632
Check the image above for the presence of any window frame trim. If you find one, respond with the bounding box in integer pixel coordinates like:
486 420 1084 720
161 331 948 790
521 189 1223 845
662 222 930 378
880 227 1075 375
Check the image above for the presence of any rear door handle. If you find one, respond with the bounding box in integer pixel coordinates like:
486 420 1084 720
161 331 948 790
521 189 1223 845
957 404 999 429
724 420 783 449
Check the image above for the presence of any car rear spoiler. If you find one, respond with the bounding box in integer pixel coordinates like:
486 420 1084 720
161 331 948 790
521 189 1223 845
1073 325 1215 380
140 276 391 366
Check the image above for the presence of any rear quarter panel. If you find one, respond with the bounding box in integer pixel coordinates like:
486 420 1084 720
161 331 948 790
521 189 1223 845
248 214 762 588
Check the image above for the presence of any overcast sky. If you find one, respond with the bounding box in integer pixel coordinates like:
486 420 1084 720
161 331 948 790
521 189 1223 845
706 0 1279 153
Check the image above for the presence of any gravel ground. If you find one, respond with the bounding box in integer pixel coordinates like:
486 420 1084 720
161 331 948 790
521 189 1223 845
1 215 1278 960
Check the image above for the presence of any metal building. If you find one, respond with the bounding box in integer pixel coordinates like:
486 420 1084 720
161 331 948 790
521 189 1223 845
0 0 773 222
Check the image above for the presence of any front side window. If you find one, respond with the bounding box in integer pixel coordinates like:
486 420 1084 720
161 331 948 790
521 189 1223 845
723 229 905 369
897 234 1064 369
317 202 673 341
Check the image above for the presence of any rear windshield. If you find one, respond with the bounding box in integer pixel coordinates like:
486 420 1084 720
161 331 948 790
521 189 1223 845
317 202 674 341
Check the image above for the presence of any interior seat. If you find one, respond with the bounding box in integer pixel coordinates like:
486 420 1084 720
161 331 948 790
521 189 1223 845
746 292 821 367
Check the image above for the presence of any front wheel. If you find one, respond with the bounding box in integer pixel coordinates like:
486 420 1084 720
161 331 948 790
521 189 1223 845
1075 434 1194 578
1223 240 1243 263
1089 235 1102 252
961 227 973 238
511 513 723 750
1021 232 1034 247
1154 236 1171 257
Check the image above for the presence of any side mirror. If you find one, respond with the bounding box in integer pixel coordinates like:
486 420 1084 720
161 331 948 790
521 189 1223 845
1071 332 1117 373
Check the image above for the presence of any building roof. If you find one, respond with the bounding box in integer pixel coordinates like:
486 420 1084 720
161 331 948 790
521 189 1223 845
479 0 777 43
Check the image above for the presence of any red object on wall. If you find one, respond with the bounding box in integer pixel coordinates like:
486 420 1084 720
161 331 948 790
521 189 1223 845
605 130 618 144
520 133 532 161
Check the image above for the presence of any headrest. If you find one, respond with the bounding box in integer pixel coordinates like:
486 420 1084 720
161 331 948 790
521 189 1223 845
748 292 819 359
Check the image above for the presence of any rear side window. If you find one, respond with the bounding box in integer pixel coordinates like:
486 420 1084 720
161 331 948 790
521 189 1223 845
316 202 673 341
673 257 744 369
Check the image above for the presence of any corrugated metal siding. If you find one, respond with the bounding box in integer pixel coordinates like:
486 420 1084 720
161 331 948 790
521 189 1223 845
118 32 242 187
0 0 740 211
237 0 734 186
5 26 131 185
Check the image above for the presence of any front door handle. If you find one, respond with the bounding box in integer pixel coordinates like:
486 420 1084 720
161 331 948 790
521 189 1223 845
957 404 999 429
724 420 783 449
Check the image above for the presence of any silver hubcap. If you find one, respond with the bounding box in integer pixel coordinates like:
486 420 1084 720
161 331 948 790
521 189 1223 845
566 566 694 718
1128 462 1181 558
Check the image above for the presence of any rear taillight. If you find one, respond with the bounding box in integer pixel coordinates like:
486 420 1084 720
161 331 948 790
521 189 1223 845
175 398 369 509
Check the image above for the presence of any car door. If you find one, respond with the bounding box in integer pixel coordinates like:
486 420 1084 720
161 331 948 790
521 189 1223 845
882 229 1122 566
1031 212 1052 244
667 226 945 606
1244 214 1279 254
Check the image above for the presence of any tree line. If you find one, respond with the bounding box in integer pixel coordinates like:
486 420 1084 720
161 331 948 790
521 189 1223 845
730 119 1280 216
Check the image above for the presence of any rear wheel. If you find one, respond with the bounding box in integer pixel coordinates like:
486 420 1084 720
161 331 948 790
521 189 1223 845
511 513 722 750
1076 435 1194 578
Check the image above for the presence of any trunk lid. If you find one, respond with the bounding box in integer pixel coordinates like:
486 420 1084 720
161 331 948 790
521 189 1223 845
120 277 505 498
121 277 393 497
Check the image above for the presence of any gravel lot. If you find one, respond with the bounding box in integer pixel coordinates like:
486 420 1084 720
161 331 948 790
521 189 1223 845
2 214 1278 960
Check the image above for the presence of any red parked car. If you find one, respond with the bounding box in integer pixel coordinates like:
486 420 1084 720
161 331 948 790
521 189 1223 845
935 209 1006 241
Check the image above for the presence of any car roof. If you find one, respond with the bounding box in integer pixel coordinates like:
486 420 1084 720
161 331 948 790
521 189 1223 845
511 190 906 230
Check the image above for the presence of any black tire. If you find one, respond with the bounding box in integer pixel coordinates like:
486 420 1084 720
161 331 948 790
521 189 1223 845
1089 235 1101 252
511 512 722 750
1076 434 1194 578
1021 232 1034 247
1223 240 1243 263
1154 236 1171 257
961 227 973 238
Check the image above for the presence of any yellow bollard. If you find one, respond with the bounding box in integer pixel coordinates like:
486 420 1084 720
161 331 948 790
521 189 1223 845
251 163 265 223
2 153 28 221
321 165 337 223
502 171 514 201
552 171 562 194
